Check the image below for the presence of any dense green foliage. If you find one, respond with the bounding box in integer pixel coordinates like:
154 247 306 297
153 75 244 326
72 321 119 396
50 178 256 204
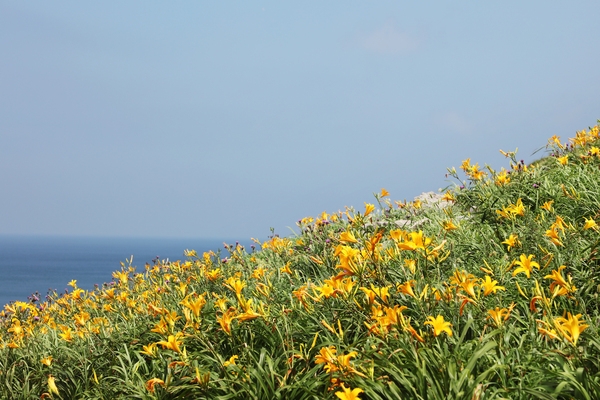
2 123 600 399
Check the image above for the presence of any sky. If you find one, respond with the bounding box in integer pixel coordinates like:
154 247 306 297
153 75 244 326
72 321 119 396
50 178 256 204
1 1 599 241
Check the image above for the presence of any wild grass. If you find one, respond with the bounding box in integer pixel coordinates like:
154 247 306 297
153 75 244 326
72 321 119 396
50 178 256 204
2 123 600 399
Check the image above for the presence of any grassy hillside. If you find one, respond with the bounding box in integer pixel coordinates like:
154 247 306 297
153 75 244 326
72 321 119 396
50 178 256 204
2 123 600 399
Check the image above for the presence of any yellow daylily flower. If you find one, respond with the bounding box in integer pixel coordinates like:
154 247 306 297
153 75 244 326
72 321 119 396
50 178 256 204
280 262 293 274
424 315 453 337
487 307 510 327
555 312 588 345
512 254 540 278
541 200 554 212
156 333 184 353
339 231 358 243
217 308 236 335
584 217 598 230
545 228 563 246
181 294 207 318
544 265 577 297
364 203 375 216
335 383 364 400
442 220 459 231
140 343 158 357
481 275 505 296
557 155 569 165
40 356 53 366
396 280 417 299
502 234 520 251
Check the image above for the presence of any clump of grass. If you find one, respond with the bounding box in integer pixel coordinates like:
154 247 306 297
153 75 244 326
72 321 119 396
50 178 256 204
2 123 600 399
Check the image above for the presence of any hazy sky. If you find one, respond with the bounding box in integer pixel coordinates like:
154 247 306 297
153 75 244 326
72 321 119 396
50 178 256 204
1 2 599 240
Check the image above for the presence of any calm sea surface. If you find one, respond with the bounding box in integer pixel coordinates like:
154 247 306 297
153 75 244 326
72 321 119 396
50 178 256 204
0 235 247 308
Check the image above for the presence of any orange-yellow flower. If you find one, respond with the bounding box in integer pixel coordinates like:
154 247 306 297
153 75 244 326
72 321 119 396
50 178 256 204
145 378 165 393
544 265 577 297
314 346 337 370
181 294 207 318
481 275 505 296
335 383 364 400
397 231 431 251
140 343 158 357
512 254 540 278
40 356 53 367
339 231 358 243
225 277 246 298
156 333 183 353
541 200 554 212
545 228 563 246
554 312 588 345
487 307 511 327
364 203 375 216
442 220 459 231
217 308 236 335
557 155 569 165
280 262 293 275
424 315 453 337
502 234 520 251
584 217 598 230
396 280 417 298
314 283 337 299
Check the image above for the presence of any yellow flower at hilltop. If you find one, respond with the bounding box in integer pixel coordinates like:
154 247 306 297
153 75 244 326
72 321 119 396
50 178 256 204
181 293 207 318
557 155 569 166
544 265 577 297
217 308 236 335
424 315 453 337
512 254 540 278
443 220 459 231
541 200 554 212
156 333 183 353
481 275 505 296
555 312 588 345
140 343 158 357
502 234 520 251
496 198 525 219
335 383 364 400
584 217 598 230
280 262 292 275
40 356 53 367
397 231 431 251
225 277 246 299
548 135 564 148
339 231 358 243
545 227 563 246
396 280 417 299
495 168 511 186
364 203 375 216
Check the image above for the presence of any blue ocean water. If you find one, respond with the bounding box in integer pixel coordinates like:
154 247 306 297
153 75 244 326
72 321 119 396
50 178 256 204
0 235 246 308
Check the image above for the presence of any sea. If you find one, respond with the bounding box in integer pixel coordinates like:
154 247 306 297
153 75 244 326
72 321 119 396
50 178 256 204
0 235 250 308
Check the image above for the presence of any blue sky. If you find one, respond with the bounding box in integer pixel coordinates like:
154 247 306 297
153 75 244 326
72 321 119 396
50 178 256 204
1 1 599 240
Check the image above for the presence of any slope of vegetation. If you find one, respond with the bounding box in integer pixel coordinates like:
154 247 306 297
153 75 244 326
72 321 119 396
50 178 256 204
2 123 600 399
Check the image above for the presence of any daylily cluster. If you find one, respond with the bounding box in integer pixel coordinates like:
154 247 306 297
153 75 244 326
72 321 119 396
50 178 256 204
0 123 599 398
